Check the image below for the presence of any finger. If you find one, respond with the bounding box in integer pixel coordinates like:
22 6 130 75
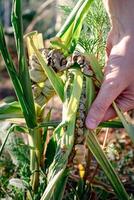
105 31 113 63
102 94 134 122
105 39 112 62
102 106 116 122
85 78 125 129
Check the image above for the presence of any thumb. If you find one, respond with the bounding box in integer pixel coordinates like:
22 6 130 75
86 78 124 129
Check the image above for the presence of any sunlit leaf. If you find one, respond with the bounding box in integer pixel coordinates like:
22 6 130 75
113 102 134 144
0 22 36 128
12 0 36 126
40 169 65 200
56 0 94 52
86 130 129 200
0 101 23 120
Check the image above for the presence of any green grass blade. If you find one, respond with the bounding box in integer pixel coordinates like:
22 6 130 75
11 0 36 124
113 102 134 144
29 35 64 102
86 131 129 200
0 124 27 157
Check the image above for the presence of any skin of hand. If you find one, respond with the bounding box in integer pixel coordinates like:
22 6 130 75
86 0 134 129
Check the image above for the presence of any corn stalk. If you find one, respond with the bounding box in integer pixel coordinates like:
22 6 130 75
0 0 43 192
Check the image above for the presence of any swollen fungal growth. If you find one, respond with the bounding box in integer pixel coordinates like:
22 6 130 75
41 48 67 72
29 48 65 106
29 48 93 107
68 77 88 179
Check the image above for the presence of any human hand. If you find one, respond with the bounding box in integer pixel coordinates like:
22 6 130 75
86 32 134 129
86 0 134 129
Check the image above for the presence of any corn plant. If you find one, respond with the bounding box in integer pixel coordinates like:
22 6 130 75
0 0 134 199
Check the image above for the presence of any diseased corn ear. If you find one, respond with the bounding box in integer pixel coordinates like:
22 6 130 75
68 77 89 179
29 68 46 83
25 32 56 107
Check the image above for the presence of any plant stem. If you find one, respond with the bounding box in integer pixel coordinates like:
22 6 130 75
28 128 42 191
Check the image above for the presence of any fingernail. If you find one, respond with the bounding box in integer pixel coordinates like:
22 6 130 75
86 118 97 129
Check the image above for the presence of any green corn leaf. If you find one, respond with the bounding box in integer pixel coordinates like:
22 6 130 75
56 0 94 52
42 109 52 144
38 121 60 128
41 70 83 199
39 120 124 129
41 110 54 168
85 77 95 110
0 124 27 157
100 121 123 128
40 168 65 200
29 35 64 102
113 102 134 144
11 0 36 125
86 130 129 200
51 169 68 200
48 70 83 177
69 0 94 52
0 23 36 128
53 121 68 143
0 101 23 120
57 0 84 39
41 169 68 200
83 52 133 199
50 37 69 54
45 136 57 169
